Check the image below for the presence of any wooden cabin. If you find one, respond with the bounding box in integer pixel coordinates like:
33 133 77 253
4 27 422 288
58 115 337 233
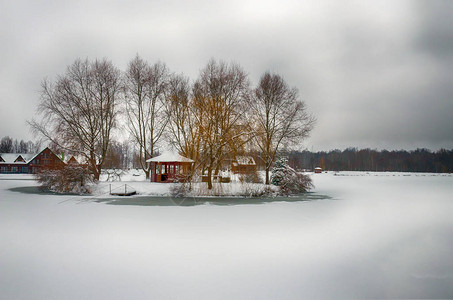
314 167 323 173
146 152 194 183
232 156 257 174
0 147 65 174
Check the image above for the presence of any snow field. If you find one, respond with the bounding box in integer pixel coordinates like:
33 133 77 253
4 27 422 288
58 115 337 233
0 172 452 299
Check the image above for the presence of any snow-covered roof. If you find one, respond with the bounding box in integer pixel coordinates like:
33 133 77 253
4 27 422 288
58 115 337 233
234 156 256 166
0 153 37 164
146 152 194 163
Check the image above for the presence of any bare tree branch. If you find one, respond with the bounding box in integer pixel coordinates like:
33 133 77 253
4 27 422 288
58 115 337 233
29 58 122 180
250 72 315 184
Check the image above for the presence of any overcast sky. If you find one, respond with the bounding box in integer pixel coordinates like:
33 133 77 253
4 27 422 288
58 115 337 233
1 0 452 151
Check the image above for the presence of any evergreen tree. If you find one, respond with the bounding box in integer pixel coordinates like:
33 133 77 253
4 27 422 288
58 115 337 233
271 157 313 195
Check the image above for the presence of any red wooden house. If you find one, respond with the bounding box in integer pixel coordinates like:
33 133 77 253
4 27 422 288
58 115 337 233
0 147 65 174
232 156 257 174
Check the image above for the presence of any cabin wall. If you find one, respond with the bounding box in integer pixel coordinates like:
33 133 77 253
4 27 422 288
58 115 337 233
0 164 29 174
150 162 192 182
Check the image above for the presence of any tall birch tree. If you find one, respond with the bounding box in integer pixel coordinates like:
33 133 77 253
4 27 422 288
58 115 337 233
250 72 315 184
165 73 200 162
124 55 169 179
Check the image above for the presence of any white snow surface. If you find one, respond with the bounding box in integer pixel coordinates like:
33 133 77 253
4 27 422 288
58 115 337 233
1 171 453 299
0 152 37 163
96 169 277 197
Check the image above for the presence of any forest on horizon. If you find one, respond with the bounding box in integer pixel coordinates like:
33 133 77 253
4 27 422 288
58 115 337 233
2 136 452 173
288 148 453 173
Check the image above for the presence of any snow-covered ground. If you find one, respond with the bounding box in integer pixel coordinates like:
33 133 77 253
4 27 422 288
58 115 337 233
95 169 278 197
1 172 452 299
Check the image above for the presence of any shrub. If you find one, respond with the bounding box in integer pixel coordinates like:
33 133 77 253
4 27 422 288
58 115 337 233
240 183 276 197
238 170 263 184
271 157 313 195
169 182 191 198
35 165 94 194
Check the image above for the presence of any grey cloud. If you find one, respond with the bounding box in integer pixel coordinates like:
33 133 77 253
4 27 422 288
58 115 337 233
1 0 453 150
415 0 453 60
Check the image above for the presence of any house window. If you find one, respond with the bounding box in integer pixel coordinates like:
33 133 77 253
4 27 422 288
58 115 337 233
1 166 7 172
11 166 18 173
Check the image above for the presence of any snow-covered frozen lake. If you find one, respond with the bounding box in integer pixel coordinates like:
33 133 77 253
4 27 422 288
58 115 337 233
1 172 452 299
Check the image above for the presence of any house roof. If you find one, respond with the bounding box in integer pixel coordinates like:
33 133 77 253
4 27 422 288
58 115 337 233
146 151 194 163
234 156 256 166
0 153 37 164
0 148 63 165
66 156 79 164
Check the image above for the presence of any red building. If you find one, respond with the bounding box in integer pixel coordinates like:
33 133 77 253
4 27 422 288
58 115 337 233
146 152 194 183
232 156 257 174
0 147 65 174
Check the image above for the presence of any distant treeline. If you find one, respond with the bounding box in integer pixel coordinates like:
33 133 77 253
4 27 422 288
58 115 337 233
287 148 453 173
0 136 41 154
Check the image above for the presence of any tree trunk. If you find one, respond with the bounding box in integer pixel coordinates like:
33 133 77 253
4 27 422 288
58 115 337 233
207 167 213 190
265 167 270 185
93 166 100 181
145 168 150 179
89 154 101 181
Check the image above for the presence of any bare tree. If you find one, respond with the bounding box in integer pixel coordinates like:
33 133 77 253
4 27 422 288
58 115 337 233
124 55 169 179
0 137 41 153
27 140 42 153
103 140 130 169
18 140 28 153
0 136 13 153
165 73 199 161
12 139 20 153
250 72 315 184
193 59 251 189
29 58 122 180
